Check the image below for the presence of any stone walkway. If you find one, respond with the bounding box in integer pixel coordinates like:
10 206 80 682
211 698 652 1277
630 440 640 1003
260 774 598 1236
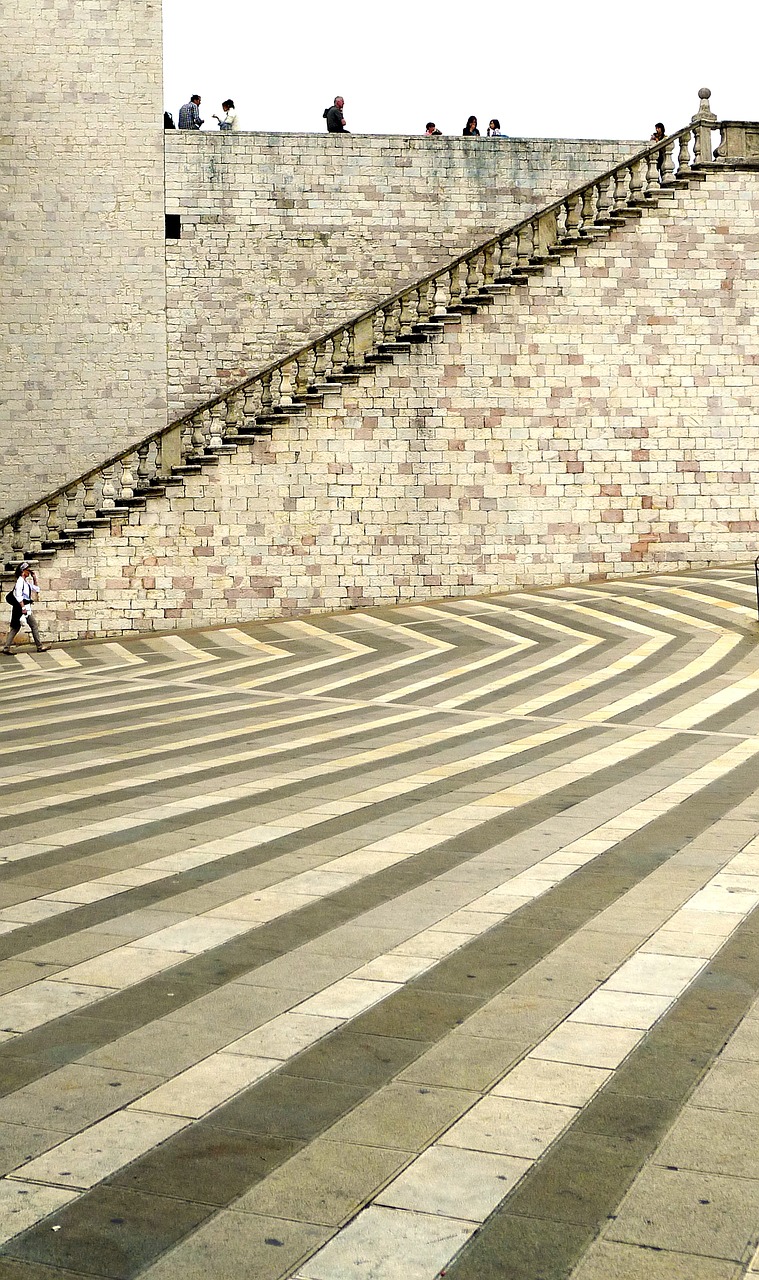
1 569 759 1278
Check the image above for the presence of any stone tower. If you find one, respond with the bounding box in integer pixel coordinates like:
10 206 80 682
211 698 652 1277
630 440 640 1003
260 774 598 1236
1 0 167 518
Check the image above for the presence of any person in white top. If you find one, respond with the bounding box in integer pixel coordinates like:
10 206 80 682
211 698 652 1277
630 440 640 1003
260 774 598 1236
2 561 49 654
213 99 238 131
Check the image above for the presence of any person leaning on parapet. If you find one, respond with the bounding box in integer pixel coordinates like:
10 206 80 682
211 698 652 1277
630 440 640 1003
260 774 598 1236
425 122 442 136
324 97 348 133
463 115 480 136
650 122 666 141
2 562 49 655
213 99 238 131
178 95 203 130
487 118 501 137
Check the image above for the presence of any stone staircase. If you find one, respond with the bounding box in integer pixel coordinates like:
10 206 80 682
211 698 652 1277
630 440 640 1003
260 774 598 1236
0 100 721 592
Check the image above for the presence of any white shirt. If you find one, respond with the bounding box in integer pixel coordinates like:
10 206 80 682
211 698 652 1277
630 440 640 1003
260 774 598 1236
13 576 39 611
218 111 238 131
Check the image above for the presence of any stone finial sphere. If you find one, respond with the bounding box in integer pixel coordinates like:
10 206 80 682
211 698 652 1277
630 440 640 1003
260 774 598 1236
698 87 711 100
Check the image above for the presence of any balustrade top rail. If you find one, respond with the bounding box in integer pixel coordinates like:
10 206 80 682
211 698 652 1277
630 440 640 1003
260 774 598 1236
0 94 727 567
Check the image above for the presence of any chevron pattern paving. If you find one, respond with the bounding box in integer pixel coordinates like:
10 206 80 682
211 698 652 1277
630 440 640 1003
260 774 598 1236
2 569 759 1278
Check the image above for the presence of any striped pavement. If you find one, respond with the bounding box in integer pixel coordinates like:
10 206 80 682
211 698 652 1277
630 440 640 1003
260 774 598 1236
1 570 759 1277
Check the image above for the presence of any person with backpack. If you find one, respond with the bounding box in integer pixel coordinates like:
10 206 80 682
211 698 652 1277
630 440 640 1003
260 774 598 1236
2 562 49 654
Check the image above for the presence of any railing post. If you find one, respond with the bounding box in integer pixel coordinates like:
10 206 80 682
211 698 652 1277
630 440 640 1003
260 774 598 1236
692 87 717 165
351 314 374 365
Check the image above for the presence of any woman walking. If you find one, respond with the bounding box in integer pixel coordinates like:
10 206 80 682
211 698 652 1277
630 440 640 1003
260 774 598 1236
2 562 49 654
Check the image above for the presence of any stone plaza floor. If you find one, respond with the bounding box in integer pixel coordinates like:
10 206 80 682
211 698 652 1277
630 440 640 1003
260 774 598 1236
1 568 759 1278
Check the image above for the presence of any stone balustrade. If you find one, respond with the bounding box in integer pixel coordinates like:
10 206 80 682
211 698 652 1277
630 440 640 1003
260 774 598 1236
0 94 730 578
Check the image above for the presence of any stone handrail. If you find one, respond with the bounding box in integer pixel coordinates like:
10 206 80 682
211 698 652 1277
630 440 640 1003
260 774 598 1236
0 95 721 572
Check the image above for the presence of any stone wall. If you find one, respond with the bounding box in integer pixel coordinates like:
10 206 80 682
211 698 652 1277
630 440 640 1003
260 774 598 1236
0 0 167 521
35 170 759 641
165 133 644 419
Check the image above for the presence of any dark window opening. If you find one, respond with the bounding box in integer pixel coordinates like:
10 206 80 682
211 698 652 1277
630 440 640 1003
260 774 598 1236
165 214 181 240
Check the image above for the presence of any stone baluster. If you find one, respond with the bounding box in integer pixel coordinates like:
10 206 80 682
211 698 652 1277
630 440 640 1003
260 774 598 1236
644 151 661 197
136 441 153 488
628 158 645 203
25 508 43 556
399 290 417 335
482 244 496 290
595 176 612 222
312 337 332 382
209 403 226 449
433 271 451 315
101 464 117 510
295 349 315 398
611 166 630 213
580 186 595 231
386 300 403 341
563 194 581 240
676 131 692 178
64 485 83 533
496 234 517 279
225 392 243 440
45 494 62 546
81 474 98 525
464 252 482 298
267 366 283 411
0 520 18 570
516 223 534 266
119 454 136 501
243 383 263 421
659 142 675 186
278 360 295 408
416 279 433 323
260 371 274 413
9 516 27 566
447 262 464 309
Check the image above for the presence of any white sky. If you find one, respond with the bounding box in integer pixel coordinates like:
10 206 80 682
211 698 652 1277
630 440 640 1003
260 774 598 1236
163 0 756 139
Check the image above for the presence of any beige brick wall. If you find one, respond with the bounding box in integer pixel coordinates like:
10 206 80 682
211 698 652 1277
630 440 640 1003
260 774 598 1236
165 133 645 419
31 170 759 641
0 0 167 521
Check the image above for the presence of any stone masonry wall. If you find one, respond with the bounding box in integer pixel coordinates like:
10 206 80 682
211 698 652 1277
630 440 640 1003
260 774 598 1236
165 133 644 419
0 0 167 521
35 170 759 641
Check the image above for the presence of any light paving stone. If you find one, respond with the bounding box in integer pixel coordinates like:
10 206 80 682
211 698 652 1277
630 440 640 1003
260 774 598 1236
533 1022 644 1069
604 953 706 997
296 1204 474 1280
50 946 183 989
130 1052 279 1119
0 1179 78 1247
297 979 402 1020
9 1110 189 1190
375 1145 529 1221
568 990 672 1031
226 1013 344 1060
438 1095 577 1159
572 1240 741 1279
0 980 115 1034
493 1057 612 1107
138 1210 330 1280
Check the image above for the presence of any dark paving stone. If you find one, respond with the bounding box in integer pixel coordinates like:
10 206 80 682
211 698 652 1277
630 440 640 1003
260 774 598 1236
604 1042 712 1102
575 1090 673 1145
211 1073 369 1140
107 1129 300 1206
445 1213 590 1280
1 1188 214 1280
509 1130 651 1228
284 1032 431 1088
350 988 482 1041
0 1262 93 1279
